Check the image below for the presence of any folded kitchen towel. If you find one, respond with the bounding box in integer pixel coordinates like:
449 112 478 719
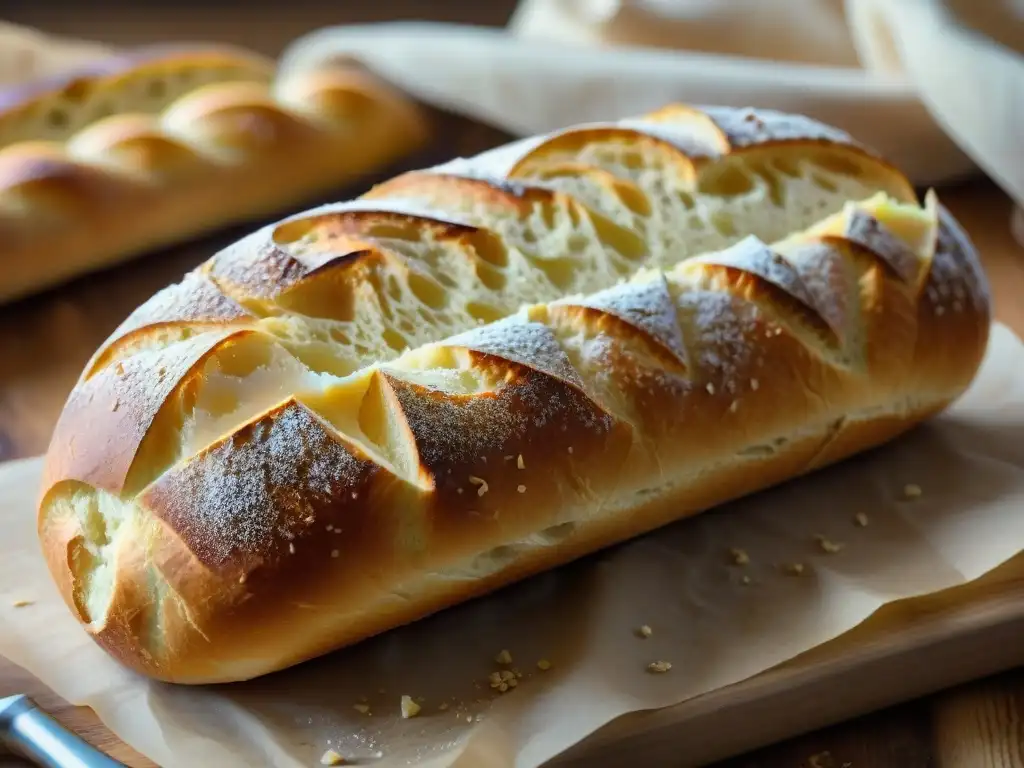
281 0 1024 244
0 21 113 86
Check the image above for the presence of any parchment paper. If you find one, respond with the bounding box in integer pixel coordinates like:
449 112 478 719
2 324 1024 767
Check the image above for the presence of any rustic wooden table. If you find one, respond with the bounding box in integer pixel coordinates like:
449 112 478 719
2 3 1024 767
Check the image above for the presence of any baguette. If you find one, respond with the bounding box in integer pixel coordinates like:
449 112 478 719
37 105 990 684
0 44 428 303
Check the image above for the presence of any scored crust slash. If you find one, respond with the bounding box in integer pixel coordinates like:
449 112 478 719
37 103 990 684
0 43 429 303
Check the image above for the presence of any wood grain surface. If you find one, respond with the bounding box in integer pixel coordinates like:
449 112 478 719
1 3 1024 767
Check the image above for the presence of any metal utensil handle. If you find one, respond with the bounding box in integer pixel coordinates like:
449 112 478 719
0 696 124 768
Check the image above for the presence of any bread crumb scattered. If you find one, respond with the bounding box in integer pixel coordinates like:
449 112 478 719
740 575 752 586
469 476 489 497
729 547 750 566
517 454 525 470
807 751 838 768
288 542 296 554
750 378 760 391
815 535 845 554
466 715 474 723
11 600 32 608
331 549 340 558
536 659 552 671
352 704 370 715
495 649 513 665
567 446 574 454
636 624 653 638
647 660 672 674
517 484 526 493
903 483 922 499
457 488 464 495
320 748 345 765
438 702 449 711
488 670 518 692
400 695 421 719
705 382 716 395
783 562 805 576
729 400 739 413
854 512 869 527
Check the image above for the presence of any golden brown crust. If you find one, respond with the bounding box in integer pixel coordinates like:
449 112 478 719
0 45 429 304
37 104 991 684
0 44 275 146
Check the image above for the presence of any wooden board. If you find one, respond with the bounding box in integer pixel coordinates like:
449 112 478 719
1 169 1023 767
559 554 1024 766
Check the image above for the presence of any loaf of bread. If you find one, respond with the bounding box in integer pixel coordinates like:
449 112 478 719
37 104 991 684
0 44 428 303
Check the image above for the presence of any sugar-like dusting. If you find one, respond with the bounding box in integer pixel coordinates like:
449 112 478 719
435 134 549 179
148 400 374 566
699 105 859 151
444 316 585 389
691 236 825 322
616 117 721 161
842 208 920 285
208 231 313 300
116 271 250 334
783 242 852 344
676 290 758 390
557 274 689 366
386 363 614 472
94 271 252 368
290 196 473 228
208 219 382 302
923 209 991 317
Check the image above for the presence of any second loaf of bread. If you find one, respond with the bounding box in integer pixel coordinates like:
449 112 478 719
0 44 428 303
37 104 991 684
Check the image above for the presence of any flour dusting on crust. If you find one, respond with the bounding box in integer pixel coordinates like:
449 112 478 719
384 367 615 473
556 274 689 367
147 399 374 566
104 271 252 346
444 316 585 390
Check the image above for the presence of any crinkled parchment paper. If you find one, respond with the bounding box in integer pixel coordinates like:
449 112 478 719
1 324 1024 767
